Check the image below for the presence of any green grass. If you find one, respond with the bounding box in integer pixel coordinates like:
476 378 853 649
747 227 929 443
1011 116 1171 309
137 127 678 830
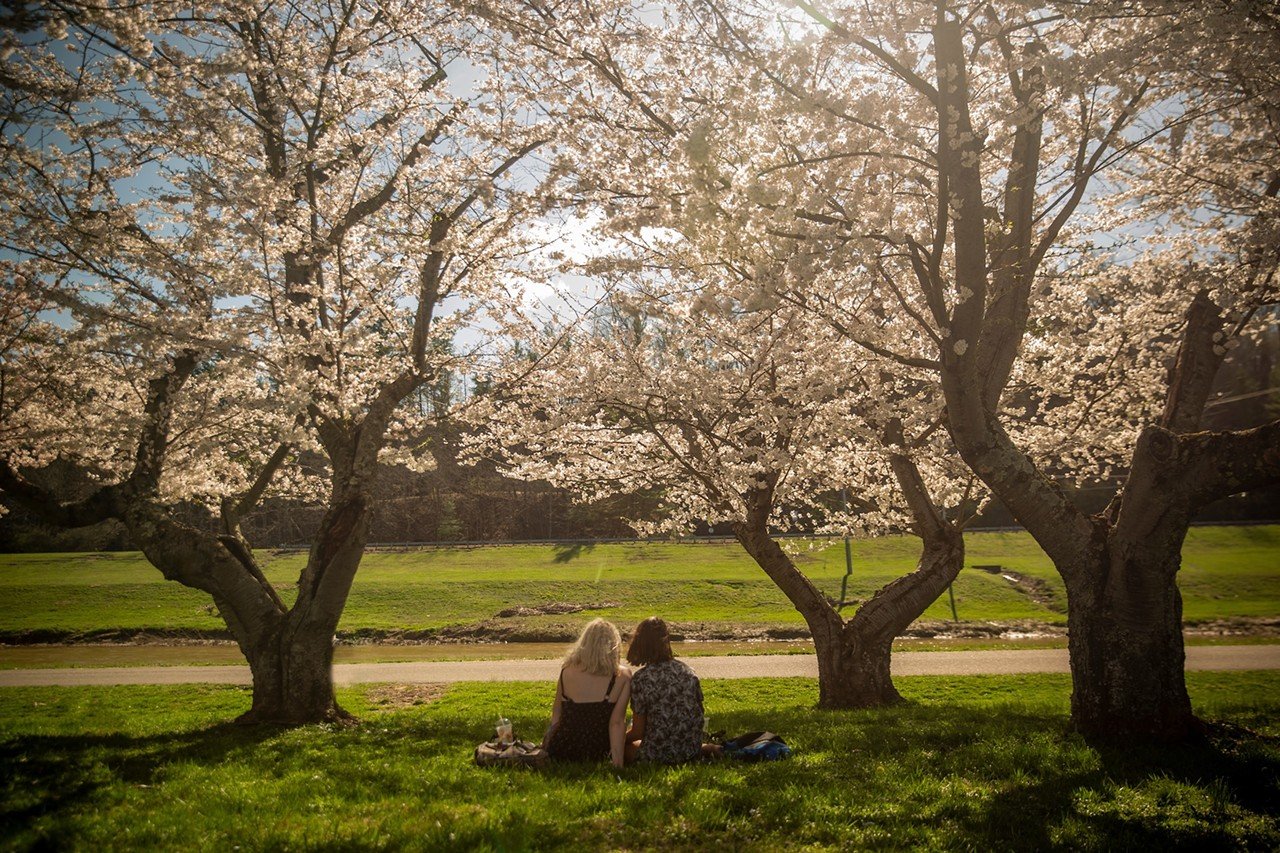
0 526 1276 638
1 672 1278 850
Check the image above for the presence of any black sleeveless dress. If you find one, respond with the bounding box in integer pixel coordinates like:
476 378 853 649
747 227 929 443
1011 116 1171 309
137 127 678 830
545 669 619 762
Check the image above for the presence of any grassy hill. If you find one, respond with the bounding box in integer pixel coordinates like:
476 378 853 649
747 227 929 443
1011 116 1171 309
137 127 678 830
1 525 1276 641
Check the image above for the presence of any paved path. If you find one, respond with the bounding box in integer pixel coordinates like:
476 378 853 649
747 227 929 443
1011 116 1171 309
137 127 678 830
0 645 1276 687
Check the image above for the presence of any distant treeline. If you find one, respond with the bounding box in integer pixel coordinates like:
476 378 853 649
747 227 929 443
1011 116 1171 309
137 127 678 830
3 464 1275 553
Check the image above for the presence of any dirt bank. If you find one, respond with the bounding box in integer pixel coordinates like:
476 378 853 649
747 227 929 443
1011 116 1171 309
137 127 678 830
3 616 1276 648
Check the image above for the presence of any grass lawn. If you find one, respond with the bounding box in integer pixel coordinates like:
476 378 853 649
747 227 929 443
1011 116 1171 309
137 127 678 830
1 672 1277 850
0 525 1276 641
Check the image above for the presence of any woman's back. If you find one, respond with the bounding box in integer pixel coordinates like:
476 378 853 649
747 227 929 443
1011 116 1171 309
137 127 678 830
631 658 703 763
560 666 624 703
545 664 628 762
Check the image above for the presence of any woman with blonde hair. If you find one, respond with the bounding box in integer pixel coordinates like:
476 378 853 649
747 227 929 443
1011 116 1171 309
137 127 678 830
542 618 631 767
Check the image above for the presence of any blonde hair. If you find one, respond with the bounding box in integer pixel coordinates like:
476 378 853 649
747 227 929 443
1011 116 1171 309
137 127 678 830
563 618 622 677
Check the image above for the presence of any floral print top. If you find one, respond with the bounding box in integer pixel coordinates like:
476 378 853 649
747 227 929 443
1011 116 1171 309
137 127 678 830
631 659 703 763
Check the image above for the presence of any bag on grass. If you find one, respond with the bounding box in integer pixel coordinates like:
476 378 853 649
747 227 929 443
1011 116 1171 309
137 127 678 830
474 738 548 769
722 730 791 762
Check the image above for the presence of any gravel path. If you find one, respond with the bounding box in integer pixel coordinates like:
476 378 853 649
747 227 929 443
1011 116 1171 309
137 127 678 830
0 645 1276 687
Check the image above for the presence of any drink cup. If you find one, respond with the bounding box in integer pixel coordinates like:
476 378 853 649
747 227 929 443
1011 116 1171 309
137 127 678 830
496 717 513 745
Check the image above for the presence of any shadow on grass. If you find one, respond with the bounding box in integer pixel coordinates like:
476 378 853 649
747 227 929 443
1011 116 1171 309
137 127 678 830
424 694 1280 848
835 704 1280 851
0 723 279 839
981 747 1276 849
551 542 596 563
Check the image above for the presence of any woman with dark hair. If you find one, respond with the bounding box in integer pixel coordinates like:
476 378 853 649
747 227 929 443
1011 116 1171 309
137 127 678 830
623 616 709 764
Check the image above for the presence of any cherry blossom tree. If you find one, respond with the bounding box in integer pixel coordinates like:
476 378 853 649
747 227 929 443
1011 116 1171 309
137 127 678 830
0 0 558 723
471 161 977 701
496 0 1278 734
683 0 1280 738
475 252 978 707
471 0 1007 708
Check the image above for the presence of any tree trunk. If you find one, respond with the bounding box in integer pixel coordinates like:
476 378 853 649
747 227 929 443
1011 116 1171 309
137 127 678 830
239 617 349 724
1065 544 1194 740
731 515 854 704
733 482 964 709
936 416 1200 739
749 524 965 710
236 479 373 724
121 499 360 725
933 290 1272 740
1063 424 1201 740
813 627 899 708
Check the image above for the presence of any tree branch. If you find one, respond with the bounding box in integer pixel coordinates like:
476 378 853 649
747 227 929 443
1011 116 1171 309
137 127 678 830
732 484 843 639
233 442 294 519
130 349 201 494
0 459 124 528
326 109 459 248
1160 289 1225 434
1029 80 1150 274
1188 419 1280 508
791 0 940 104
932 15 988 351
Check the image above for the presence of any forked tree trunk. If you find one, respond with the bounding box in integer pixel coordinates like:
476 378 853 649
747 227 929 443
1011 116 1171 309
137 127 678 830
121 482 373 725
939 380 1205 740
6 356 413 726
733 464 965 709
938 291 1280 740
237 484 372 724
941 393 1279 741
734 519 902 708
924 14 1199 739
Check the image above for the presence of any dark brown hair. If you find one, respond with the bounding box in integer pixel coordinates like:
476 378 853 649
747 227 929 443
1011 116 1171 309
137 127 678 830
626 616 673 666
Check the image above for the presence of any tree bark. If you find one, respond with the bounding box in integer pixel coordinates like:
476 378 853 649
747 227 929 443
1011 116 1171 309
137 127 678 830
1063 536 1195 740
149 520 356 725
240 615 349 725
829 524 966 708
812 628 899 708
923 0 1269 741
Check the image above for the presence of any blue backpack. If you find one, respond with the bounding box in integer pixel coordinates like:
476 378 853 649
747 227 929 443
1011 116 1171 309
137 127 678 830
722 730 791 762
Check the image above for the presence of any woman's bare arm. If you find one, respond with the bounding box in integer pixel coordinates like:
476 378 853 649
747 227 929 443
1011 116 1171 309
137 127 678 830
609 677 632 768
